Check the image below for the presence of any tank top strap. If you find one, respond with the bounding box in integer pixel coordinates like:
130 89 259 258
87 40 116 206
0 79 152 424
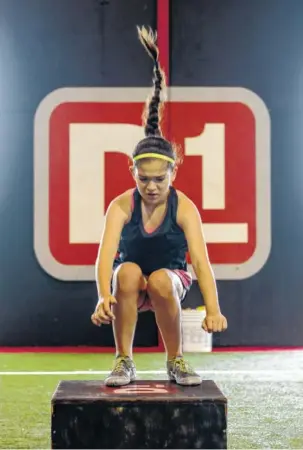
168 186 178 224
130 188 142 223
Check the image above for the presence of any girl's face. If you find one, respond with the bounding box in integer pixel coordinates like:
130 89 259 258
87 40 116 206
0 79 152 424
131 158 177 205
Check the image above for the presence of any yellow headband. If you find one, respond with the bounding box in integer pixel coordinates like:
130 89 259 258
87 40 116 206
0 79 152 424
133 152 175 164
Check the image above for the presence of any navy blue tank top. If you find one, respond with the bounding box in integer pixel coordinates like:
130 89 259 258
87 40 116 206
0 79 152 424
113 187 188 275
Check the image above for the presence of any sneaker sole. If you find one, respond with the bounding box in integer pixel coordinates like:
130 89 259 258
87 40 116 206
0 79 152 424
104 374 136 387
105 379 131 387
168 373 202 386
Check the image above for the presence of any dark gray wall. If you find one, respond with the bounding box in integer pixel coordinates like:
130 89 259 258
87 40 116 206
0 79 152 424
0 0 302 347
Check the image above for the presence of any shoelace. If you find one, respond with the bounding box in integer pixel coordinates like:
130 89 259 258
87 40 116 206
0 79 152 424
172 358 195 374
113 357 129 373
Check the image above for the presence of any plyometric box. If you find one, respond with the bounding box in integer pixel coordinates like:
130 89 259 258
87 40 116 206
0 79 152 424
51 380 227 449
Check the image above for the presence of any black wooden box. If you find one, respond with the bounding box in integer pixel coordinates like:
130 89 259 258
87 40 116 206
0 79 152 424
51 380 227 449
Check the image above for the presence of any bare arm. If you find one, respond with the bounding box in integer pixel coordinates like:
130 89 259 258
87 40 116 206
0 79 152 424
95 193 131 298
177 192 220 315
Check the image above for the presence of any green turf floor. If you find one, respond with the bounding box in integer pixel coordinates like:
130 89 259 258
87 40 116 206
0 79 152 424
0 351 302 449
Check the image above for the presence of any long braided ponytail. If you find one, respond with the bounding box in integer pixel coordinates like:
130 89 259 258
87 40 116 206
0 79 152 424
137 26 165 137
133 26 178 165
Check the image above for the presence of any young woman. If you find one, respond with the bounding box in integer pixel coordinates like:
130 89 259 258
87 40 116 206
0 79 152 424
91 26 227 387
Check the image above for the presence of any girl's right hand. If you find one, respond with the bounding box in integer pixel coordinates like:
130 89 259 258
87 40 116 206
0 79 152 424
91 295 117 326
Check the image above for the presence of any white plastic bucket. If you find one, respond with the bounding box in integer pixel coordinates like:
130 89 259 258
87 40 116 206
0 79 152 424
181 308 212 352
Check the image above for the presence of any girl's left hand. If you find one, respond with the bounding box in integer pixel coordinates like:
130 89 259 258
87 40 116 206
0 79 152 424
202 313 228 333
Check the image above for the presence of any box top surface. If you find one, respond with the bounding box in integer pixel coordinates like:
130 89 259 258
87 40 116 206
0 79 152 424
52 380 227 404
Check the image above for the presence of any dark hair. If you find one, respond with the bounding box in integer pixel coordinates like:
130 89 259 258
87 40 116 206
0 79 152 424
133 26 181 166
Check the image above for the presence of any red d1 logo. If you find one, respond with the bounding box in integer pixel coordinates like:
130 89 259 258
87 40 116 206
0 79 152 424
34 87 271 281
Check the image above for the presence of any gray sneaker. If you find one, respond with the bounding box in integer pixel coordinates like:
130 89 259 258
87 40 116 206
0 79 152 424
167 356 202 386
104 356 136 387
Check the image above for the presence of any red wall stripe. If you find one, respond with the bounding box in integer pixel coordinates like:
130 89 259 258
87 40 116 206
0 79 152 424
0 346 301 354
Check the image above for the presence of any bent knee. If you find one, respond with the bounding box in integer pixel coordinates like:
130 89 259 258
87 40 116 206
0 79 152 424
113 262 144 295
147 269 175 299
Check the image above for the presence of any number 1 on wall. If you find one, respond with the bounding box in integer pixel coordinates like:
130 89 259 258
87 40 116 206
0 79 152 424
185 124 225 210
